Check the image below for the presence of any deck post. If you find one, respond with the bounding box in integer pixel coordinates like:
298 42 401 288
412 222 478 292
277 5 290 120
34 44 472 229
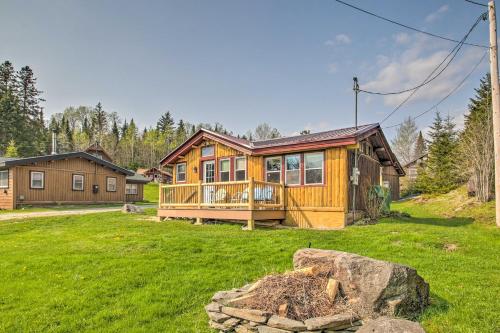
159 184 163 209
247 177 255 230
197 181 202 209
279 181 285 210
194 217 203 225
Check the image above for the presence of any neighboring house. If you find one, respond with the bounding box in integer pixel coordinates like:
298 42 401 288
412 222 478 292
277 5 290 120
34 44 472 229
137 167 172 183
157 123 404 229
0 152 148 210
85 143 113 162
403 153 428 182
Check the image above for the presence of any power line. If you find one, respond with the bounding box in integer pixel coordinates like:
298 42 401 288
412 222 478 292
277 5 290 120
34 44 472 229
334 0 488 48
465 0 488 7
383 51 488 129
361 13 486 97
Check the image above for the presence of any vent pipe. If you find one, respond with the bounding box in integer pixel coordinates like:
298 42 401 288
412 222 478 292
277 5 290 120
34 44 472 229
51 131 57 155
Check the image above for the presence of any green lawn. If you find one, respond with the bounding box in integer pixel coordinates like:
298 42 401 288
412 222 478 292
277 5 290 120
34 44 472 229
0 199 498 332
143 183 159 203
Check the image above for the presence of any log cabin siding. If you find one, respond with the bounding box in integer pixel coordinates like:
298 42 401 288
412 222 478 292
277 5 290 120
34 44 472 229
382 166 400 201
13 158 127 206
0 168 15 210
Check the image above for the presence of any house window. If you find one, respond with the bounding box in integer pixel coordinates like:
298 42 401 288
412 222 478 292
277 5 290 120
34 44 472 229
265 157 282 183
107 177 117 192
176 163 186 182
304 152 324 185
234 157 246 181
201 145 215 157
126 183 138 195
220 159 230 182
72 174 84 191
285 154 300 185
0 170 8 188
30 171 44 189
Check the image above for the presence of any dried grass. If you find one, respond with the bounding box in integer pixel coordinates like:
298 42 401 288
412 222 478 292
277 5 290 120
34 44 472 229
239 270 355 321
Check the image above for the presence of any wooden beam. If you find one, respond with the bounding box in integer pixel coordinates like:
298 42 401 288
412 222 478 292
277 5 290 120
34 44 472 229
375 147 386 153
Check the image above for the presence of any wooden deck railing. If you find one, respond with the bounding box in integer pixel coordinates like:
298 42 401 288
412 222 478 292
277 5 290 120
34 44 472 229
159 178 284 210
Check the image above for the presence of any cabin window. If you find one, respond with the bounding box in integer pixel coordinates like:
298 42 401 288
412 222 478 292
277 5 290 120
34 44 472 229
30 171 44 189
107 177 117 192
201 145 215 157
176 163 186 182
234 157 246 181
285 154 300 185
219 159 230 182
72 174 84 191
265 157 282 183
126 183 138 195
0 170 8 188
304 152 324 185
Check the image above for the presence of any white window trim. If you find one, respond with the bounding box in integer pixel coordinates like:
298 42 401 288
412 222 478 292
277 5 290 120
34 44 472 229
107 177 117 192
176 163 187 183
30 171 44 189
284 154 301 186
219 158 230 182
72 174 85 191
234 157 247 181
304 152 324 185
0 170 8 189
126 183 138 195
265 156 282 183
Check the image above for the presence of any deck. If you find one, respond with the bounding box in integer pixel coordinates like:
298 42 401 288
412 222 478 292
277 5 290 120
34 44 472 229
157 178 285 229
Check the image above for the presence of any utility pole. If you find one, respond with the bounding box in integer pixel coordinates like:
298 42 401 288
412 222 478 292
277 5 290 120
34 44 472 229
488 0 500 227
352 77 360 222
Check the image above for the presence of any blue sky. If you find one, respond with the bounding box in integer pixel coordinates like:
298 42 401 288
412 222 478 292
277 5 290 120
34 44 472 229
0 0 490 138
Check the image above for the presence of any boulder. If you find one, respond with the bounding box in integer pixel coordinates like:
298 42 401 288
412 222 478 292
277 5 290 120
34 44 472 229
121 204 144 214
357 317 425 333
293 249 429 318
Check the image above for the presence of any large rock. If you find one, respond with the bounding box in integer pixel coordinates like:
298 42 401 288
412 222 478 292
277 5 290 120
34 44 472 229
121 204 144 214
357 317 425 333
293 249 429 318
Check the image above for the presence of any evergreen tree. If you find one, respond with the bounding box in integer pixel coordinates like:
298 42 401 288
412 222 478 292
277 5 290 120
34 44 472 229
176 119 187 144
413 131 427 159
157 111 175 133
5 140 19 157
121 119 129 137
111 119 120 145
92 102 107 144
63 117 74 151
0 61 16 96
416 112 459 194
82 116 92 144
391 117 418 166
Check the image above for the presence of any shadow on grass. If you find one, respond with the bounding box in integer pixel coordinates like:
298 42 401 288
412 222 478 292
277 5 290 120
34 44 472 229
383 217 474 227
417 292 450 320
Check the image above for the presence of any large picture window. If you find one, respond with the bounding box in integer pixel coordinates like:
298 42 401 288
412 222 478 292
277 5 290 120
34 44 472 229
107 177 117 192
72 174 84 191
285 154 300 185
201 145 215 157
265 157 281 183
126 183 138 195
176 163 186 182
234 157 246 181
30 171 44 189
219 159 230 182
0 170 8 188
304 152 324 185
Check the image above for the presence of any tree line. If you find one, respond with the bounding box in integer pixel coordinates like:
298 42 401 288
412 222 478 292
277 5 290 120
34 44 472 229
392 74 495 202
0 60 281 170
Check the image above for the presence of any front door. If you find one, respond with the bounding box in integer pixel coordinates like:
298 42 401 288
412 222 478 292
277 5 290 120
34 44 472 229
202 160 215 203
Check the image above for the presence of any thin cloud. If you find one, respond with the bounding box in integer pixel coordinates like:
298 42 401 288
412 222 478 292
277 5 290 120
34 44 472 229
425 5 449 23
325 33 351 46
393 32 411 44
363 34 486 107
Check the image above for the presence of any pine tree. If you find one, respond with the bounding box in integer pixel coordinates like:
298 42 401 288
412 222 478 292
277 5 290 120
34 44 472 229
413 131 427 159
176 120 187 144
5 140 19 157
64 117 74 151
416 112 459 194
0 61 16 96
91 102 107 144
157 111 175 133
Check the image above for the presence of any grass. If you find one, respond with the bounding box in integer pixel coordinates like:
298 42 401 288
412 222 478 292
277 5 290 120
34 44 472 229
0 197 498 332
0 203 124 214
143 183 159 203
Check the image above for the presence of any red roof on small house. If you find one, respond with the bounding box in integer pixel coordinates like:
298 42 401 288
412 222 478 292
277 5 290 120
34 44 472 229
160 124 404 175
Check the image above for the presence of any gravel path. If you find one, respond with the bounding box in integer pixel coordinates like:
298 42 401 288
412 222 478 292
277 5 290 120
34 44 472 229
0 205 156 221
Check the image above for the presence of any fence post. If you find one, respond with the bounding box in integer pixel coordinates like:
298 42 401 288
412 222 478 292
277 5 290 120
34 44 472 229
247 177 255 230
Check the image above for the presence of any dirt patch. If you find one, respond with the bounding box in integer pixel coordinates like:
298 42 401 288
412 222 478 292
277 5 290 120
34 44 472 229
443 243 459 252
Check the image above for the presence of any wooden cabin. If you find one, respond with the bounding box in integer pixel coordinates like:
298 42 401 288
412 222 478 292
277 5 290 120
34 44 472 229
137 167 172 183
0 152 148 210
157 124 404 229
